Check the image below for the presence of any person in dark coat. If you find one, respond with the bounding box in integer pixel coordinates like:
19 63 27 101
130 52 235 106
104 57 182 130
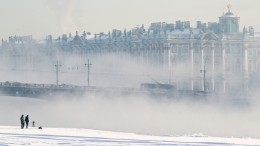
25 115 29 128
20 115 24 129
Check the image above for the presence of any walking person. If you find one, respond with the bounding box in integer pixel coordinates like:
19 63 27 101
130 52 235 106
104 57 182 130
25 115 29 128
20 115 24 129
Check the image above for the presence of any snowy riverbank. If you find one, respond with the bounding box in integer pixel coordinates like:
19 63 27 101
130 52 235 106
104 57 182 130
0 126 259 145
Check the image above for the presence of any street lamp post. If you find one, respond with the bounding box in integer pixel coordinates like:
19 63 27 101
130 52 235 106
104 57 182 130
85 59 92 86
55 61 62 85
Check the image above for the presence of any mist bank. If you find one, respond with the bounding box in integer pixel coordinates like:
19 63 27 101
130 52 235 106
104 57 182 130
0 48 260 138
0 53 170 88
0 93 260 138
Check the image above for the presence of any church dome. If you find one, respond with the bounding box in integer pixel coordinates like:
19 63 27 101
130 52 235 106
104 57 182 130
225 11 234 16
221 5 238 18
221 11 237 18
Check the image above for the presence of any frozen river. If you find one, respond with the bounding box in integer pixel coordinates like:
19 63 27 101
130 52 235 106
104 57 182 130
0 126 259 145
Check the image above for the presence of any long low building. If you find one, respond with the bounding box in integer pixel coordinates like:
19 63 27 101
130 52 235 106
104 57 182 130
1 8 260 94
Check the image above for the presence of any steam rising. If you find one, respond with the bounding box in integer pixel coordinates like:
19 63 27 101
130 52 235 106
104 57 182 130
1 94 260 138
0 53 260 139
44 0 78 33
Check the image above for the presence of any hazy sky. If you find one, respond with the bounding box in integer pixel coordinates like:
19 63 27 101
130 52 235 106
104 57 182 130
0 0 259 40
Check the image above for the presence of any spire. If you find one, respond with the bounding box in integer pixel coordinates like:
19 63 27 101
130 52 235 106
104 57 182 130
227 4 232 12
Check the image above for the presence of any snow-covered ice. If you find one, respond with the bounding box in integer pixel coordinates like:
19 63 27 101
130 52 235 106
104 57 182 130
1 95 260 145
0 126 260 145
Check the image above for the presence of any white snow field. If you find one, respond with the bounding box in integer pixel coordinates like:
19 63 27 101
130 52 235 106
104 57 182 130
0 126 260 145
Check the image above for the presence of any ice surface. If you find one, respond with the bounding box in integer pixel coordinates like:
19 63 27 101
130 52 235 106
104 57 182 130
0 126 259 145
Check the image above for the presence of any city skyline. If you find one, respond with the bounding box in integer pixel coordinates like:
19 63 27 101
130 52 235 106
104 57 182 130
0 0 259 40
